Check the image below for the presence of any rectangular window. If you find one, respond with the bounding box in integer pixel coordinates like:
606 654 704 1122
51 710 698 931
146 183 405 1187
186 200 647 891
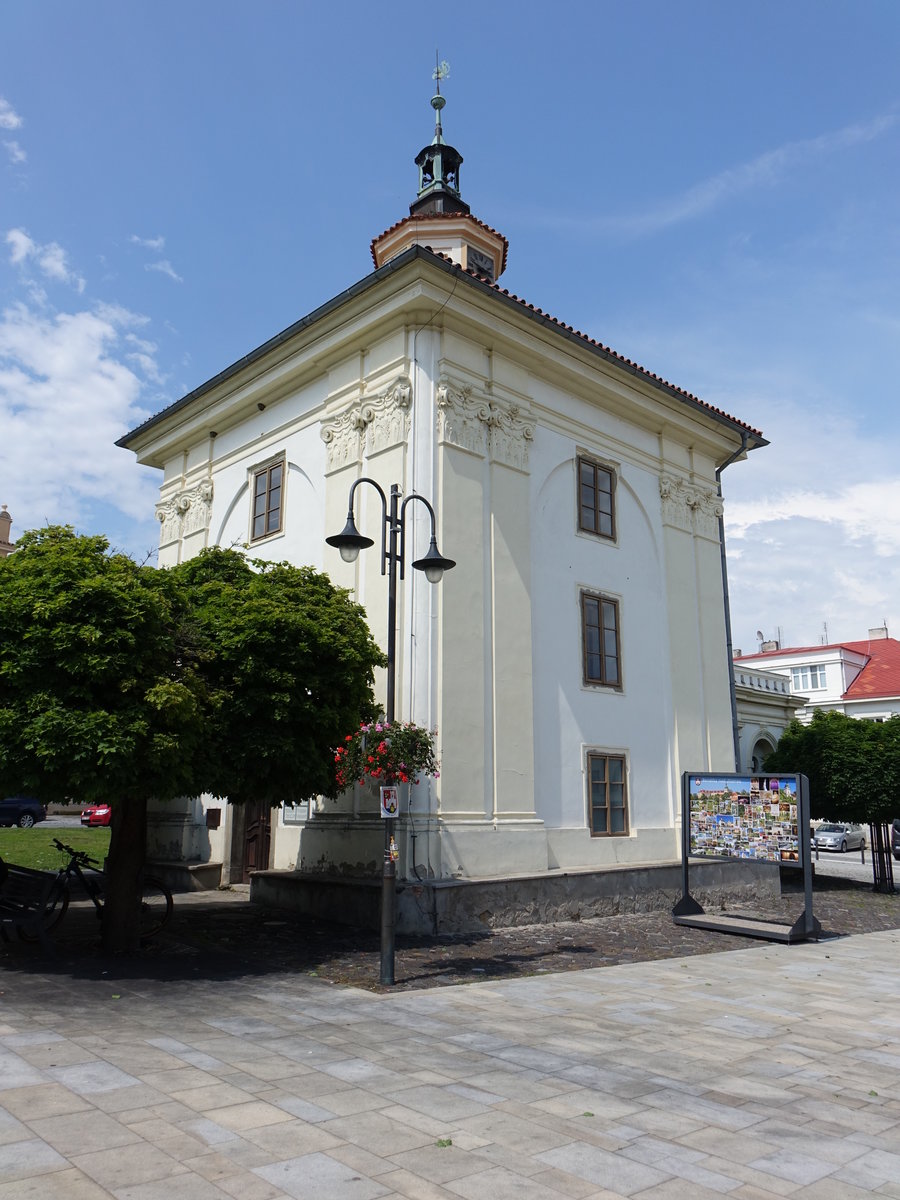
251 459 284 541
578 456 616 539
588 752 628 836
281 801 308 826
581 590 621 687
790 665 826 691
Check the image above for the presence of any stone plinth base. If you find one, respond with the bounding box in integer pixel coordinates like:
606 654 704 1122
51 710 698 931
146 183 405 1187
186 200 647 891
146 860 223 892
249 859 781 936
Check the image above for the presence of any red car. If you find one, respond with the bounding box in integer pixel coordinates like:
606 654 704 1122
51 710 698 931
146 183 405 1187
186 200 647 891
81 803 112 827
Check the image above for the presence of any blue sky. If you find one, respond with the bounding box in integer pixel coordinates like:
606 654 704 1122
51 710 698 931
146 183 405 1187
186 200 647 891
2 0 899 655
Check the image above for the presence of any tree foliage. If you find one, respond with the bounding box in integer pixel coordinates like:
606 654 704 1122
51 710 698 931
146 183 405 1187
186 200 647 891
765 710 900 824
170 547 385 805
0 529 385 950
0 527 205 806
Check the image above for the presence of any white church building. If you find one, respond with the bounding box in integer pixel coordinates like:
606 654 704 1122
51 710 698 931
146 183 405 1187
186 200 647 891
119 79 767 903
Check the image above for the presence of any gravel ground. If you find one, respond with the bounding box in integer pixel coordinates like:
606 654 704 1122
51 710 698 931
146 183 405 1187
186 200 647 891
6 867 896 992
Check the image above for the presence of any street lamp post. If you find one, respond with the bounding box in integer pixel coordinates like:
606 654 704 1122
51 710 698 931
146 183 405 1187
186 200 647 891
327 478 454 985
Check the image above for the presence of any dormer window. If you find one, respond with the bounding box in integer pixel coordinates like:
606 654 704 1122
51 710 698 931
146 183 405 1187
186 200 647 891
790 665 826 691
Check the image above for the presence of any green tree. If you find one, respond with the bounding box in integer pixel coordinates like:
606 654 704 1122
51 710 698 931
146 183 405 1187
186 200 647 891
766 710 900 892
170 547 385 806
0 529 384 951
765 710 900 824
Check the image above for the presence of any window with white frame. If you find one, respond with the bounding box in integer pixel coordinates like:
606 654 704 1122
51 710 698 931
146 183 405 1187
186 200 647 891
790 664 826 691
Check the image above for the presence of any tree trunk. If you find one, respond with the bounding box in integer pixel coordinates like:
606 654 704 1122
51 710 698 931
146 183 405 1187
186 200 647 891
102 795 148 954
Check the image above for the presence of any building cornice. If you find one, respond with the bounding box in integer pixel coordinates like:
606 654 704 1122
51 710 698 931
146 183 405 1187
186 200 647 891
118 246 766 462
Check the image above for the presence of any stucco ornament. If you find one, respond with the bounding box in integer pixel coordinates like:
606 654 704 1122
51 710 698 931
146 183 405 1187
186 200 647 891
659 475 723 540
321 375 412 469
436 376 534 470
156 480 214 545
691 486 724 541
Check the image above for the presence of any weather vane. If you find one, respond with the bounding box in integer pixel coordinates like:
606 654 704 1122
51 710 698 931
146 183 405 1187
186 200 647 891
433 53 450 92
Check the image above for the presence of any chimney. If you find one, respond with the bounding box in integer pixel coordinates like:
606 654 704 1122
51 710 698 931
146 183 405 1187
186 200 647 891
0 506 13 558
761 640 780 652
868 625 889 640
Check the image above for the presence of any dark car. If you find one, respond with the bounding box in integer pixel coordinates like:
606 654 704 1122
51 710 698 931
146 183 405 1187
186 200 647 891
0 796 47 828
892 818 900 862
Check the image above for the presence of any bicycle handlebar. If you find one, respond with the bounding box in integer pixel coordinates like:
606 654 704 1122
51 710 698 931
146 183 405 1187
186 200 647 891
52 838 98 867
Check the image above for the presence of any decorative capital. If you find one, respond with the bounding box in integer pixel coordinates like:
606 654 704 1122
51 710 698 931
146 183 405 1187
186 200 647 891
659 475 722 540
436 375 533 470
321 374 413 470
155 479 214 546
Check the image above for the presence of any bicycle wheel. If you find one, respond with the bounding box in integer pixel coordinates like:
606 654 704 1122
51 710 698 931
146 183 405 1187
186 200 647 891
18 880 69 942
139 877 173 939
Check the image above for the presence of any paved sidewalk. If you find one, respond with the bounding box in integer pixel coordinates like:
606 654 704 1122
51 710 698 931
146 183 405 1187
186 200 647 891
2 927 899 1199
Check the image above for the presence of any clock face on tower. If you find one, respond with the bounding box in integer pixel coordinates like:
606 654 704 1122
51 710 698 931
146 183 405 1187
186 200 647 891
467 247 495 282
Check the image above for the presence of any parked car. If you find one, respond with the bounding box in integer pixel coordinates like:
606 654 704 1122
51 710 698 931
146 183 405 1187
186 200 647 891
813 822 866 853
80 803 112 827
891 818 900 861
0 796 47 828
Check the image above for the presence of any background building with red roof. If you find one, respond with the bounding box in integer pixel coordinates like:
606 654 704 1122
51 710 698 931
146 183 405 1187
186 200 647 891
734 626 900 725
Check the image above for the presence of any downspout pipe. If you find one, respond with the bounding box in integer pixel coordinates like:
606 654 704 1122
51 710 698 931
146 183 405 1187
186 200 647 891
716 433 749 771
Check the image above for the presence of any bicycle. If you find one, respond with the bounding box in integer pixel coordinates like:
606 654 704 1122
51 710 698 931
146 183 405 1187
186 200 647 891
21 838 173 941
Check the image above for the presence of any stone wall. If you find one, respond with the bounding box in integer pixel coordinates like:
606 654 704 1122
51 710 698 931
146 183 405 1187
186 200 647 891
250 859 782 936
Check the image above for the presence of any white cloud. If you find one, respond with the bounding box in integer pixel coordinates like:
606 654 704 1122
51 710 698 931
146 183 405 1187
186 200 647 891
619 110 900 237
723 399 900 651
6 228 33 263
5 228 86 293
145 259 183 283
4 139 26 164
130 235 181 280
0 97 22 130
130 234 166 251
727 481 900 558
0 299 160 538
529 107 900 240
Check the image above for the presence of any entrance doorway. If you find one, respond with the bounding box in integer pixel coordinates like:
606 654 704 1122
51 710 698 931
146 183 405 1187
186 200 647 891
241 800 272 882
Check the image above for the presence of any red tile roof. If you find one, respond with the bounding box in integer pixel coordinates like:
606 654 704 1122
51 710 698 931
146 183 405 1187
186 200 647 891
370 211 510 274
423 250 765 442
842 639 900 699
120 244 765 449
736 638 900 701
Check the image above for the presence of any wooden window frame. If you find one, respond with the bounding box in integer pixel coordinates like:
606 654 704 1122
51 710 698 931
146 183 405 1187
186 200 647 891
581 589 622 689
587 751 629 837
250 456 285 542
577 455 616 540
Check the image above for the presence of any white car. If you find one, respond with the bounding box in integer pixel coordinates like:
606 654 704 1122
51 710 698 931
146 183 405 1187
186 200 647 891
814 822 866 852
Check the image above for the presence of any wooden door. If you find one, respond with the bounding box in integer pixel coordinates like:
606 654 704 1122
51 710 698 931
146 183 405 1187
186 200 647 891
242 801 271 882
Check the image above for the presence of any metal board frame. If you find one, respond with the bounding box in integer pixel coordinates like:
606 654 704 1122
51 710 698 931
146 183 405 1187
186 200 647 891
673 771 820 942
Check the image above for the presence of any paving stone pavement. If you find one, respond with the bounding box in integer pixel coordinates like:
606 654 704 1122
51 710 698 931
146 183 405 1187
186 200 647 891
2 924 899 1199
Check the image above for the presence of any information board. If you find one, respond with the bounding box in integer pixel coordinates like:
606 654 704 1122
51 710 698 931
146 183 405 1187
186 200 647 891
688 773 801 866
